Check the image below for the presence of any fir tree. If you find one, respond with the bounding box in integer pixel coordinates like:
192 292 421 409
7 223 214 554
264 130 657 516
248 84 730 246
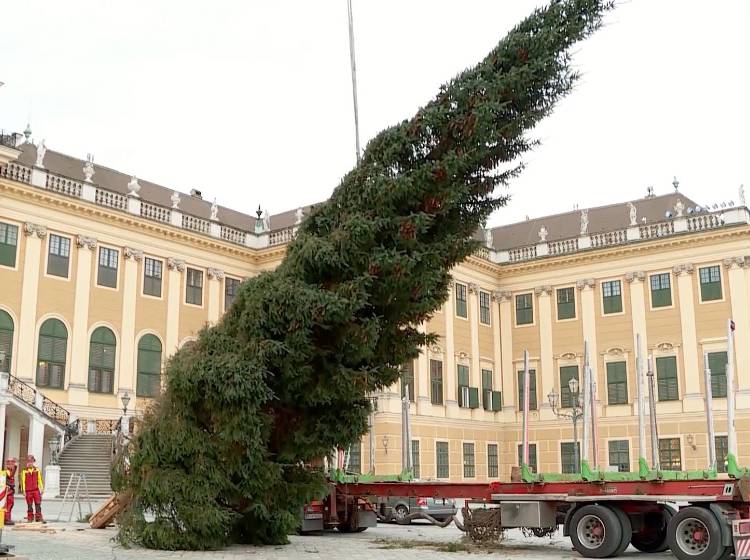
114 0 613 549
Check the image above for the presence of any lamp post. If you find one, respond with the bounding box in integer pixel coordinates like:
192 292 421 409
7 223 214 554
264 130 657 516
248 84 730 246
548 377 584 473
48 435 60 466
121 392 130 416
120 392 131 436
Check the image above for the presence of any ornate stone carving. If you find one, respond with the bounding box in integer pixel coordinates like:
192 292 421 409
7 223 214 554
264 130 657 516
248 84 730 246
210 199 219 221
606 347 625 356
580 209 589 235
657 342 674 352
83 154 95 182
429 343 443 355
740 185 746 207
723 257 746 270
127 176 141 198
674 199 684 217
35 140 46 168
123 247 144 261
625 271 645 283
627 202 637 226
493 290 512 302
457 351 469 360
207 267 225 280
672 263 694 276
560 352 577 360
167 257 186 272
295 207 305 225
75 235 97 250
576 278 596 290
534 285 552 296
23 222 47 238
538 226 548 242
171 191 181 209
467 283 478 294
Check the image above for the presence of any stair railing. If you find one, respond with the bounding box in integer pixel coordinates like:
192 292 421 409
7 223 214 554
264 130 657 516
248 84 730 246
7 373 79 440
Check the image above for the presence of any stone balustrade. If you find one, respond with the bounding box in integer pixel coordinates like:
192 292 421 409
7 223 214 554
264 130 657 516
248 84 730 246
3 160 747 260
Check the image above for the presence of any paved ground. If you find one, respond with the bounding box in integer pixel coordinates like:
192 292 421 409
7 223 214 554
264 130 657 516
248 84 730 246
0 499 676 560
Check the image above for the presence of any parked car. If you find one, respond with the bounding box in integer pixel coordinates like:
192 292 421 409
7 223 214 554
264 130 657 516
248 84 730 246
377 496 457 524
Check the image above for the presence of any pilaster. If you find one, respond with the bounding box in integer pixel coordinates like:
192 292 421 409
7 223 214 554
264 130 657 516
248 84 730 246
496 291 515 416
535 285 554 419
16 223 47 382
490 291 503 409
207 268 224 324
725 257 750 407
467 283 481 393
625 271 648 396
416 322 430 414
118 248 142 395
577 278 599 389
444 281 457 414
68 236 97 405
165 258 185 357
673 263 702 411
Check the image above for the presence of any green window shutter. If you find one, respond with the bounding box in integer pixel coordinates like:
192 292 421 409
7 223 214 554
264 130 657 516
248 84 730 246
606 361 628 405
517 370 537 410
0 312 12 372
557 287 575 320
455 284 467 318
479 291 491 324
481 369 493 410
699 266 722 301
0 223 18 267
707 352 727 398
457 365 469 387
515 294 533 325
602 280 623 314
88 327 116 393
656 356 679 401
559 365 579 408
650 273 672 308
491 390 502 412
468 387 479 409
137 334 162 397
430 360 443 405
481 369 492 390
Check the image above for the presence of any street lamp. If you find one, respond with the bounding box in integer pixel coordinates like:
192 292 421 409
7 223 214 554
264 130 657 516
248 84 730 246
548 377 584 473
121 392 130 416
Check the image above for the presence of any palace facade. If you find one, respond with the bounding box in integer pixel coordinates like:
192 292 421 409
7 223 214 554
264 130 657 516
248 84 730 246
1 131 748 480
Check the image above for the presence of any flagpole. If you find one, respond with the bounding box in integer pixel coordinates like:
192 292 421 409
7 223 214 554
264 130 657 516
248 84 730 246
347 0 362 165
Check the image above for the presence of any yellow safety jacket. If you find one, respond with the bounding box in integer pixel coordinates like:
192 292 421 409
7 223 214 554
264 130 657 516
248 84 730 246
20 467 43 493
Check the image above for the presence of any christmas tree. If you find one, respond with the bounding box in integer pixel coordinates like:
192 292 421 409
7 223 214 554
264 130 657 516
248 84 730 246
114 0 613 549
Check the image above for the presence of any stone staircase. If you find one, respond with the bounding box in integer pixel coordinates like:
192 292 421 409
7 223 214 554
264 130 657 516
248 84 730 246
58 434 114 497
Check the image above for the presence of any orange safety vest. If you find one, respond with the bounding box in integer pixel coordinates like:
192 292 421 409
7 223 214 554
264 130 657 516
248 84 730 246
20 467 43 494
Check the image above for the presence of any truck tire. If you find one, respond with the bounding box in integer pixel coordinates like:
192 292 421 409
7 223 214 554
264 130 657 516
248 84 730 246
394 505 411 525
570 504 624 558
611 506 633 557
667 506 724 560
631 505 674 553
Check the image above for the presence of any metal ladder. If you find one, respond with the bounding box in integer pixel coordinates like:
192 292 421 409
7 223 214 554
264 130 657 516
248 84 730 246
56 472 93 522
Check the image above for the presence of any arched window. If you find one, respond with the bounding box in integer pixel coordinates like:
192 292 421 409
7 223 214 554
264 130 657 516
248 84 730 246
136 334 162 398
0 310 13 373
37 318 67 389
88 327 116 394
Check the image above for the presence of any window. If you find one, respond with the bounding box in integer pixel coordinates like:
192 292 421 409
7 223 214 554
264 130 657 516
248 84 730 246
517 369 537 410
347 442 361 474
455 283 467 318
715 436 728 473
561 442 581 474
143 257 163 297
650 273 672 308
0 310 14 372
97 247 119 288
479 291 491 325
0 222 18 267
699 266 722 301
608 440 630 472
457 364 477 408
518 443 538 473
602 280 623 314
224 277 241 311
47 234 71 278
707 352 728 398
88 327 116 393
656 356 679 401
559 365 579 408
136 334 162 398
487 443 499 478
482 368 493 410
606 361 628 405
186 268 203 305
659 438 682 470
515 293 533 325
436 441 450 478
430 360 443 405
411 440 421 478
401 360 415 402
557 287 575 320
463 442 475 478
36 318 67 389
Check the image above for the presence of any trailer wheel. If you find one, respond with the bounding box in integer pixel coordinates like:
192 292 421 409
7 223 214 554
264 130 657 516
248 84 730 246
667 507 724 560
631 505 675 553
611 506 633 557
570 505 624 558
393 505 411 525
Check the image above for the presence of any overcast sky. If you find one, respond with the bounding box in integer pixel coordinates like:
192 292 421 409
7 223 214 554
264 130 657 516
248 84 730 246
1 1 748 227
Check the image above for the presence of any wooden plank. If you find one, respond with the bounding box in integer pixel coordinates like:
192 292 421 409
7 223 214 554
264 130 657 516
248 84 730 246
89 491 131 529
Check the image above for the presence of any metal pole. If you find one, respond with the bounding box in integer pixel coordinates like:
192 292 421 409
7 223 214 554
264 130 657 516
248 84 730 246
727 319 737 464
346 0 362 165
522 349 530 466
636 334 647 468
591 374 599 469
573 413 579 473
582 341 590 466
647 355 660 470
405 386 412 472
704 353 716 471
368 404 375 473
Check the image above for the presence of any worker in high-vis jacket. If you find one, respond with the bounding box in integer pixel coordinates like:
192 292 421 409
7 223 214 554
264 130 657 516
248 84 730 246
1 458 17 525
20 455 44 523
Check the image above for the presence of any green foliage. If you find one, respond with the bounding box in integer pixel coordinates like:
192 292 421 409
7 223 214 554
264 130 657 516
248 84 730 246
114 0 613 549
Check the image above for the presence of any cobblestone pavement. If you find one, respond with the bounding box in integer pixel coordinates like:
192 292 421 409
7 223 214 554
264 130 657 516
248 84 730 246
2 518 676 560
